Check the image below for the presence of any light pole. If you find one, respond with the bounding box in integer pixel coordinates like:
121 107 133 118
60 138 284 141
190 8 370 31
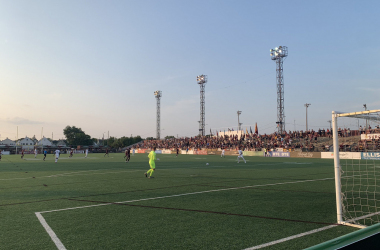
154 91 162 139
270 46 288 134
197 75 207 136
363 104 368 129
304 103 311 131
328 120 332 131
237 111 242 131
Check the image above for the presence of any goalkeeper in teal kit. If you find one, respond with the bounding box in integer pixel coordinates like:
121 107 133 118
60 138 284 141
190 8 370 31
145 147 158 178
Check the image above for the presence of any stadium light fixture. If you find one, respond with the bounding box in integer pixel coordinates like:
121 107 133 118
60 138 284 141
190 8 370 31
363 104 368 129
197 75 207 136
154 91 162 139
270 46 288 134
304 103 311 131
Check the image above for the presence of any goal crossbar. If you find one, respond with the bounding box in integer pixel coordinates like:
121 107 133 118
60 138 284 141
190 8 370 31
332 109 380 228
334 110 380 120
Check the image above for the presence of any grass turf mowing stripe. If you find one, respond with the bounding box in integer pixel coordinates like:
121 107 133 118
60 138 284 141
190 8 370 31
67 198 335 225
35 177 337 249
36 177 334 214
243 225 338 250
35 212 67 250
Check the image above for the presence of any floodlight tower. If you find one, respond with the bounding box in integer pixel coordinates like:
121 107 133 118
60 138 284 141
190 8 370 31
304 103 311 131
154 91 162 139
197 75 207 136
363 104 368 129
270 46 288 134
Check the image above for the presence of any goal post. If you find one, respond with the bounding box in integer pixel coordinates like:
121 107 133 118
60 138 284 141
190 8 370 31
333 110 380 228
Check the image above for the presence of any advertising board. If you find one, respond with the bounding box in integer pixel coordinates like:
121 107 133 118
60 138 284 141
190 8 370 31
362 152 380 160
181 150 194 155
321 152 361 159
270 152 290 157
194 150 207 155
243 151 264 156
290 152 321 158
361 134 380 140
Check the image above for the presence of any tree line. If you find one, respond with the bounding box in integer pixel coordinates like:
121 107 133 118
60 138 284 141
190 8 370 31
63 125 142 148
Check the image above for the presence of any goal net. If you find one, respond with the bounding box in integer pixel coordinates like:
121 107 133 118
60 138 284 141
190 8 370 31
333 110 380 228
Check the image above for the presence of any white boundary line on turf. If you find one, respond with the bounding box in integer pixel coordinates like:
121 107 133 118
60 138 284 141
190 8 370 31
243 225 337 249
35 212 67 250
0 169 152 181
35 177 334 249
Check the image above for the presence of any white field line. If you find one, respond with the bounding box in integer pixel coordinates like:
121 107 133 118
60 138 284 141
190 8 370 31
244 225 337 250
0 169 150 181
38 177 333 214
35 212 67 250
35 177 334 249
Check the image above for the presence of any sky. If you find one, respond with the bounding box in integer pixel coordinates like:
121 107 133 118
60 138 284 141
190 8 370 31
0 0 379 141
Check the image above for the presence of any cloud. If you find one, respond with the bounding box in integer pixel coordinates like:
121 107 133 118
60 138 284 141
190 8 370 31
3 117 43 125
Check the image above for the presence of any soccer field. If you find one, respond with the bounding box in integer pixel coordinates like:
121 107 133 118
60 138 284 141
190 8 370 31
0 153 358 249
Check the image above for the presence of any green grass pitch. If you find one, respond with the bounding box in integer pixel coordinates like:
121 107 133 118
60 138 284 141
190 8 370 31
0 153 358 249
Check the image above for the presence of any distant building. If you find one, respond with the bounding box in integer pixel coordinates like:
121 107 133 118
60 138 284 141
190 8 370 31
38 137 53 147
16 136 36 150
0 138 16 146
55 140 67 147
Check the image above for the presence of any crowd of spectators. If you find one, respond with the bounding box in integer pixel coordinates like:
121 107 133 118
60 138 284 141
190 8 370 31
135 126 380 152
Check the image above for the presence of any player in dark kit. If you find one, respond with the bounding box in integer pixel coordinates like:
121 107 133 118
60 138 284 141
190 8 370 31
104 148 109 157
125 148 131 162
176 147 179 157
69 149 73 158
21 150 24 159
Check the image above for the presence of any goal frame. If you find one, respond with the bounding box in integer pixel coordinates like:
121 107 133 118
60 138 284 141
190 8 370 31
332 109 380 229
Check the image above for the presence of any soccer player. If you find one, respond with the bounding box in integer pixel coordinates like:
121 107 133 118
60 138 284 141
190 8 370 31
69 149 73 158
176 147 179 157
34 148 38 158
43 150 47 161
221 148 225 158
126 148 131 162
54 149 60 163
21 149 24 159
237 147 246 163
85 148 88 158
0 151 2 161
104 148 109 157
145 147 158 179
132 147 135 156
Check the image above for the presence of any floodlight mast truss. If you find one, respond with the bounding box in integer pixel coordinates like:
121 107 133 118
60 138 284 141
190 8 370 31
270 46 288 134
154 91 162 139
197 75 207 136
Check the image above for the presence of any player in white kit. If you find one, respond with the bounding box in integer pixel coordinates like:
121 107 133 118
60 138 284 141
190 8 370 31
85 148 88 158
34 148 38 158
55 149 60 163
237 148 246 163
221 149 225 158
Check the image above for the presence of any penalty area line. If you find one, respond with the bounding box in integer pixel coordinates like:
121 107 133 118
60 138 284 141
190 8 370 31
35 177 334 249
35 212 67 250
243 224 337 250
